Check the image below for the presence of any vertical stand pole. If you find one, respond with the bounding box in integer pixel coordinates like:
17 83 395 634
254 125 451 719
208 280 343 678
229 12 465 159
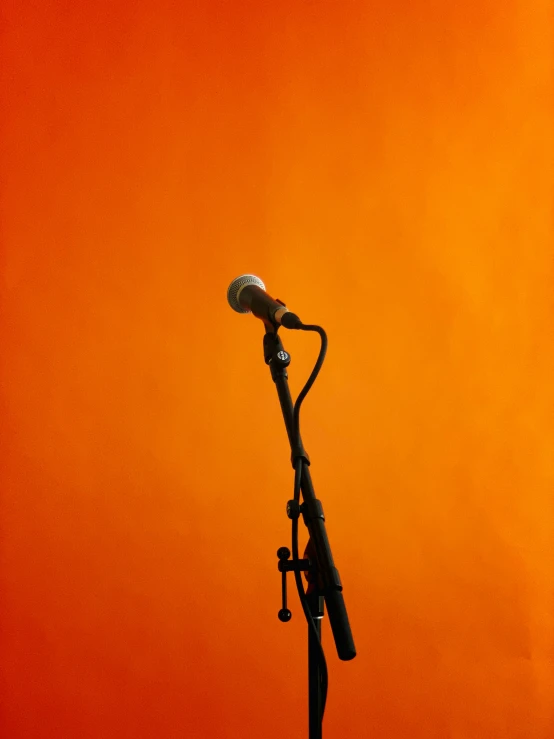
308 592 324 739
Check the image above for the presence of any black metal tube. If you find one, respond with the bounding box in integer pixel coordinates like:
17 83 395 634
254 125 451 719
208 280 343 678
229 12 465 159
265 330 356 661
308 592 324 739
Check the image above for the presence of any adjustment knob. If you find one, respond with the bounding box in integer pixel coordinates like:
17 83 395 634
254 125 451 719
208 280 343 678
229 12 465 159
278 608 292 622
286 500 301 520
277 547 291 560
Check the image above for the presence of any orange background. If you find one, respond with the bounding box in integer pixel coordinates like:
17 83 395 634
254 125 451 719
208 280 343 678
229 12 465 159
1 2 553 738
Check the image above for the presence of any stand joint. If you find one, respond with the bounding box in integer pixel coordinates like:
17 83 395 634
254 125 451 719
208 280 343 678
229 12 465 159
276 546 313 622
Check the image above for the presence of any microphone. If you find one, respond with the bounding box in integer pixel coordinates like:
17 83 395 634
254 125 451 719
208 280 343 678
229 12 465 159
227 275 302 329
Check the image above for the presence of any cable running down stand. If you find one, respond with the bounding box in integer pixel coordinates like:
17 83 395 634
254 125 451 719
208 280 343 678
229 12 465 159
262 325 356 739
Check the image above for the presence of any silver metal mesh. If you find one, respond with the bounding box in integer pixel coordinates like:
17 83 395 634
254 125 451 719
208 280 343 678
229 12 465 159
227 274 266 313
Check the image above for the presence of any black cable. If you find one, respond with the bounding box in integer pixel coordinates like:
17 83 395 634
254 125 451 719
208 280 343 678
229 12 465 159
292 324 328 448
289 323 329 723
291 459 329 722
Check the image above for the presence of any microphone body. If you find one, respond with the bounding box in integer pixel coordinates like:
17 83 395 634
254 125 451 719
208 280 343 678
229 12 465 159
227 275 302 329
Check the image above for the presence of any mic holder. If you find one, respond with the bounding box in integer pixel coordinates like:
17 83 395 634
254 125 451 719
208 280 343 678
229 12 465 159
262 326 356 739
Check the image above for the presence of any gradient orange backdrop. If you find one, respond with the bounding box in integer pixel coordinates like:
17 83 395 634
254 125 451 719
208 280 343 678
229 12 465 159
1 2 553 738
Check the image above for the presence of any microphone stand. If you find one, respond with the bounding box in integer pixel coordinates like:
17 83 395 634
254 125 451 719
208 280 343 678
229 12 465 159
262 325 356 739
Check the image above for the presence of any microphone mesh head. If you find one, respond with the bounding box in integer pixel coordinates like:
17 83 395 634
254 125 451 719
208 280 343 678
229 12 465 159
227 274 266 313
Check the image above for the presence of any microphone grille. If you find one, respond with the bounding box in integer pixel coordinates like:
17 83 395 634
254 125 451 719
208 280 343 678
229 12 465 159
227 274 266 313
